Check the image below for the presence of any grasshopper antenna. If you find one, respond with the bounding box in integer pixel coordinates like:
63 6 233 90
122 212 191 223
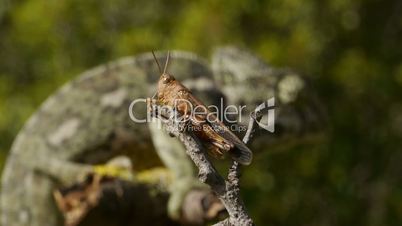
151 50 162 99
163 51 170 74
151 51 162 74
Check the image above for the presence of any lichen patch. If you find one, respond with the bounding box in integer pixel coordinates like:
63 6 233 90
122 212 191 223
100 89 128 108
48 118 81 146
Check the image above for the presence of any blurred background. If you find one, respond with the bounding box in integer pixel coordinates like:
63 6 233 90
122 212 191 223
0 0 402 225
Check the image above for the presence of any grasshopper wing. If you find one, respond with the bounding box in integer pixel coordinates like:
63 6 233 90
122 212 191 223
181 89 253 165
210 121 253 165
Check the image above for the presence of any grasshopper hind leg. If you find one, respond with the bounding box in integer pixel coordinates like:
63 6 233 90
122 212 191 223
205 144 226 160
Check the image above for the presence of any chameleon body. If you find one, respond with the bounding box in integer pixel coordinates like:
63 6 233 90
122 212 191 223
1 47 325 226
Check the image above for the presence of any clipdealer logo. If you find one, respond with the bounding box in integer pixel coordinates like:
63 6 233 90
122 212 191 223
128 97 275 133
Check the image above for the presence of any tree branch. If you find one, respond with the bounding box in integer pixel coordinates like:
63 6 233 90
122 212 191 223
152 104 265 226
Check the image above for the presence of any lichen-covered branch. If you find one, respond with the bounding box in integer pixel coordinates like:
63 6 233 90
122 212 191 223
213 101 268 226
152 106 256 226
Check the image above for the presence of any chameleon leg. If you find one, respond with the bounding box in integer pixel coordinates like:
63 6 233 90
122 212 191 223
148 120 207 220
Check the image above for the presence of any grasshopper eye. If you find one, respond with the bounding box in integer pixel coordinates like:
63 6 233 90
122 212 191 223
162 77 169 84
162 74 175 84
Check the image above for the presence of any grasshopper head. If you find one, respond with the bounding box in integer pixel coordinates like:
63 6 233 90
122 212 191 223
158 73 176 91
152 51 176 102
157 73 176 102
160 73 175 84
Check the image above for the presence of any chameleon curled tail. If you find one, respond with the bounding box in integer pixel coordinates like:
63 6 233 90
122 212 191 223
1 47 325 226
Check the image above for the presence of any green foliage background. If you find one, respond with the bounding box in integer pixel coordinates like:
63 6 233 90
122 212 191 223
1 0 402 225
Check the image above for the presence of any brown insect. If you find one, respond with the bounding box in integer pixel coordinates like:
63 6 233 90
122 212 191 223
150 51 252 165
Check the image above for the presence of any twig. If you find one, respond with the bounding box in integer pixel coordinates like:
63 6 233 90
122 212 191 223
213 103 266 226
152 105 265 226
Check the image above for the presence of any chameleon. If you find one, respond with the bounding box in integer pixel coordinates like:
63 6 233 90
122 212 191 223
0 47 325 226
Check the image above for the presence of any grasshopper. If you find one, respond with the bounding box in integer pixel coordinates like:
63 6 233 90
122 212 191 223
149 51 252 165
